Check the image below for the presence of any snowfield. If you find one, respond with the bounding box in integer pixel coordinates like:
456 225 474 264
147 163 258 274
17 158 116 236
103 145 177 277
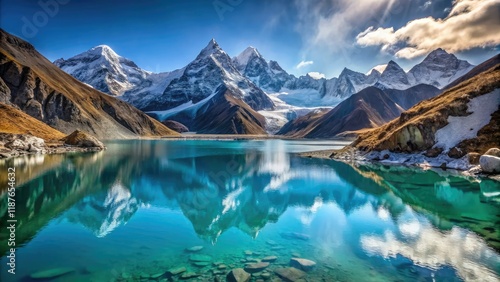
434 89 500 151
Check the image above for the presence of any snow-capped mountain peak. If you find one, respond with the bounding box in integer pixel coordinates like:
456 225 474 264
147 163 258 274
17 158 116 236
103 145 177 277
54 45 150 96
234 46 261 67
407 48 474 88
232 46 292 93
197 38 224 58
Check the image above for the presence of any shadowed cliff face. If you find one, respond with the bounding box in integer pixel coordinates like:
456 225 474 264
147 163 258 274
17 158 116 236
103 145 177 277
0 29 177 139
1 140 498 256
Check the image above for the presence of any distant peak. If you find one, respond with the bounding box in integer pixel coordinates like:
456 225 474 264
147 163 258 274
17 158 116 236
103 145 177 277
424 48 456 61
86 44 119 58
234 46 262 67
198 38 223 58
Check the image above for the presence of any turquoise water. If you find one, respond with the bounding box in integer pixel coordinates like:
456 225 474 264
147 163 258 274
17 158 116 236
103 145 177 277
0 139 499 282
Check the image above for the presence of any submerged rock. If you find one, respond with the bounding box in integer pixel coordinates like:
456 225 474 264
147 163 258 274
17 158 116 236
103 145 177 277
226 268 251 282
274 267 306 282
244 262 269 273
30 267 76 279
290 258 316 272
262 256 278 262
280 232 310 241
180 272 200 279
189 254 212 262
186 245 204 252
167 266 187 276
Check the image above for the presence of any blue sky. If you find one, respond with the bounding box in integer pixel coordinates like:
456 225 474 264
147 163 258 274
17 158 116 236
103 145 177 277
1 0 499 78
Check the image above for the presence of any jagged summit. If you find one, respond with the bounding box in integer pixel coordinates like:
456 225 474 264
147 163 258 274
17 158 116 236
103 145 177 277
197 38 224 58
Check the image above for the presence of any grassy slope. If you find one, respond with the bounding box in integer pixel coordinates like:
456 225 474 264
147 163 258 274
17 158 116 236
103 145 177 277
0 102 66 140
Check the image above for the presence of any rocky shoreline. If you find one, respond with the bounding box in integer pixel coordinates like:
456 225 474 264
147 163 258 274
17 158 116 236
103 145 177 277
0 131 105 160
300 146 500 179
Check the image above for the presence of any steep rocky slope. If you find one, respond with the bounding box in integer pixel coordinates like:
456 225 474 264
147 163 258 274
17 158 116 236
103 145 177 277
354 60 500 157
0 29 178 139
279 84 440 138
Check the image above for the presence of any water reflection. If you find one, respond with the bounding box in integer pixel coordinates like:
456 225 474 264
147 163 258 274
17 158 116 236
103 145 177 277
0 140 498 281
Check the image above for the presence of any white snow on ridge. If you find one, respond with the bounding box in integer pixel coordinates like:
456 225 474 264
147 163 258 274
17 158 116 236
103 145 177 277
434 89 500 151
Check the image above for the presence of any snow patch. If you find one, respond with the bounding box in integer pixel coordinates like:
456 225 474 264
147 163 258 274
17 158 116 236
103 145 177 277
434 89 500 151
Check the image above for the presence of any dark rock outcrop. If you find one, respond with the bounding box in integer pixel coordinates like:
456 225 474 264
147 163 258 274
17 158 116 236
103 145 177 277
162 120 189 133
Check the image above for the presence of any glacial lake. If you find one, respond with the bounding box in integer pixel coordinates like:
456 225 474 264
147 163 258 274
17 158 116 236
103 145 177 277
0 139 499 282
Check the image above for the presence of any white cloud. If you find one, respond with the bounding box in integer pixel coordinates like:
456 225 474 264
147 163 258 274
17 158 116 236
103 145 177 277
307 72 326 79
293 0 397 54
296 60 314 69
421 1 432 10
356 0 500 59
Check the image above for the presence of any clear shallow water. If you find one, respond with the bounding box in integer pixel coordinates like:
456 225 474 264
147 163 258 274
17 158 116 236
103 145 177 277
0 139 498 282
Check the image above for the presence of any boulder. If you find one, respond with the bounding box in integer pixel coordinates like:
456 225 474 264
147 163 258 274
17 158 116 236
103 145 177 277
485 148 500 157
63 130 104 149
244 262 269 273
480 155 500 174
4 139 28 151
226 268 251 282
274 267 306 282
467 152 481 165
289 258 316 272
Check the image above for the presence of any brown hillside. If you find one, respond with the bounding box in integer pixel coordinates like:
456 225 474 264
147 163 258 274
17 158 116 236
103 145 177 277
0 102 65 140
279 84 439 138
167 86 268 135
0 29 178 139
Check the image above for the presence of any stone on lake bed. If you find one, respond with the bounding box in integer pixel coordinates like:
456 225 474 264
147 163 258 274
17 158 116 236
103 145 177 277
218 264 228 269
290 258 316 272
226 268 251 282
262 256 278 262
280 232 310 241
186 245 204 252
167 266 187 275
180 272 200 279
244 250 253 255
193 261 211 267
151 272 165 279
274 267 307 282
189 254 212 262
30 267 76 279
266 240 277 246
244 262 270 273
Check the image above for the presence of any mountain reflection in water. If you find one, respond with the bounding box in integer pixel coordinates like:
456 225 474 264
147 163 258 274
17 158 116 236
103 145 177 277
0 140 498 282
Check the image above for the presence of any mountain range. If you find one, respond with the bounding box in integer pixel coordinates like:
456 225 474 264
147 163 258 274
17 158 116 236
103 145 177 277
54 39 475 136
0 27 484 139
0 29 178 139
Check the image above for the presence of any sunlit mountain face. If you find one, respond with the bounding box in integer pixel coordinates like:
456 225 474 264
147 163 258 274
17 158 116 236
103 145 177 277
0 140 499 281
